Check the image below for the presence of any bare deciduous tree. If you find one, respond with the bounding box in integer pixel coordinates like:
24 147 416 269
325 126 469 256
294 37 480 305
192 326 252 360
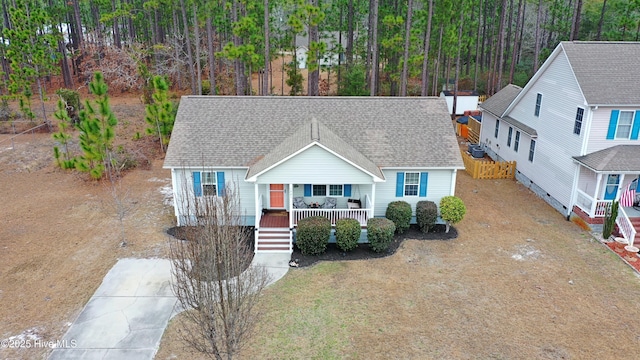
170 180 270 359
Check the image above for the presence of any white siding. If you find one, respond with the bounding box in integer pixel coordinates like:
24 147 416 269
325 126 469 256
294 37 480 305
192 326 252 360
374 169 454 217
577 166 597 195
256 145 375 184
498 51 586 209
171 168 256 224
586 106 640 154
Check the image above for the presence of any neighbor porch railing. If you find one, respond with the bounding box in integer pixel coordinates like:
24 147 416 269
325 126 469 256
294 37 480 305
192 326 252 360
575 189 611 217
616 206 637 247
291 208 370 227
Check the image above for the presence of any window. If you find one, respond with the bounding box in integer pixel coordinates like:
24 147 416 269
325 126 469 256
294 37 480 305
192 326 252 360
494 119 500 138
312 184 326 196
514 131 520 152
528 140 536 162
534 93 542 117
312 184 344 196
574 107 584 135
404 172 420 196
329 185 343 196
616 111 634 139
202 172 217 196
507 127 513 147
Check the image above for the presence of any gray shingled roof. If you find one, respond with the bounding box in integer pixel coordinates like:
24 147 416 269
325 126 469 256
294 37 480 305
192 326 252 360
573 145 640 172
164 97 464 173
246 118 384 180
503 116 538 137
561 41 640 105
479 84 522 117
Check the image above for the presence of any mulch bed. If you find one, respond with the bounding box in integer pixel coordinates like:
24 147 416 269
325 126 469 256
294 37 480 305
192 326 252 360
605 240 640 273
292 224 458 268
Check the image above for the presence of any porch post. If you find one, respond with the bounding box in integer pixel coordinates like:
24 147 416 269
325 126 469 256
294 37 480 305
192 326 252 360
591 173 603 216
254 183 260 228
370 182 376 219
617 174 626 202
289 183 294 229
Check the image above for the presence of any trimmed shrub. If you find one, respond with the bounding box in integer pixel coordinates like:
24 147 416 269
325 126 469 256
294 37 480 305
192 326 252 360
296 216 331 255
416 200 438 233
385 201 412 234
440 196 467 232
367 218 396 253
335 218 361 252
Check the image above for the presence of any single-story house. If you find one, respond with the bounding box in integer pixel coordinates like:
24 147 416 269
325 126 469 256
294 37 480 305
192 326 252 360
163 96 464 253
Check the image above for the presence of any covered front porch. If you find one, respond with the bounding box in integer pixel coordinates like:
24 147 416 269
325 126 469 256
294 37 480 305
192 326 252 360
572 146 640 248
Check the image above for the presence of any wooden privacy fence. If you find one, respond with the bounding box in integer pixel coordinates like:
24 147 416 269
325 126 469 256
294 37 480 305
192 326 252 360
461 151 516 179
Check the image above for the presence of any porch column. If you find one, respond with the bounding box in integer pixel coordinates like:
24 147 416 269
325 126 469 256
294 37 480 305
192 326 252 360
289 183 294 229
591 173 603 216
254 183 260 228
370 182 376 219
617 174 626 202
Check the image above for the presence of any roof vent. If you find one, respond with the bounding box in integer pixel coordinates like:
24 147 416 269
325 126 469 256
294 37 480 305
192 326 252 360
311 117 320 141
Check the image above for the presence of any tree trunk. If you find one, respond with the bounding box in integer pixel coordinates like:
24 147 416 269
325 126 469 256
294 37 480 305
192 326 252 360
111 0 121 48
72 0 83 49
509 0 524 84
346 0 354 68
231 0 245 95
420 0 433 96
206 16 216 95
400 0 413 96
172 9 182 90
432 24 443 96
180 0 196 94
571 0 582 40
452 11 463 119
474 0 483 90
307 0 319 96
369 0 379 96
495 0 507 93
263 0 269 96
365 0 373 86
533 0 543 73
193 4 202 95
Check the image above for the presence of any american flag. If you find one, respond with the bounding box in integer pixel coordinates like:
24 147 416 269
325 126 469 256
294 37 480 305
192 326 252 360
620 181 636 207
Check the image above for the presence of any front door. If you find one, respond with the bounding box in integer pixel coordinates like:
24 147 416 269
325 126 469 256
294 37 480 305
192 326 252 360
604 174 620 200
270 184 285 208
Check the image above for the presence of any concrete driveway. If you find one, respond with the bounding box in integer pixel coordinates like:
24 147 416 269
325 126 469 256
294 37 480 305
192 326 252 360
48 254 290 360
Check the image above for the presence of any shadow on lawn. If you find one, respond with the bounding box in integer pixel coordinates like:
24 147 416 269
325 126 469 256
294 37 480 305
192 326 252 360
292 224 458 268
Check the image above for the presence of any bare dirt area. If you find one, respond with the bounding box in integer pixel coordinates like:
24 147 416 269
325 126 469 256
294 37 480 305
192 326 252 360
158 171 640 359
0 96 175 359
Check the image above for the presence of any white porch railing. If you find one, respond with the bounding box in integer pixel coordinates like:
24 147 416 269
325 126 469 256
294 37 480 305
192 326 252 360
291 208 370 226
616 206 637 247
575 189 611 217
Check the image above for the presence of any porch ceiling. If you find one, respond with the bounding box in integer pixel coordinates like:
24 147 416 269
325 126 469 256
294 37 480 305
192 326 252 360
573 145 640 172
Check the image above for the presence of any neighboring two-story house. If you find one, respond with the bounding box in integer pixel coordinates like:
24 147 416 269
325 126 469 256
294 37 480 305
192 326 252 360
479 41 640 247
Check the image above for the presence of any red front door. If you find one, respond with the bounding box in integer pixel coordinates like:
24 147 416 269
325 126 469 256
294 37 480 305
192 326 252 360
270 184 285 208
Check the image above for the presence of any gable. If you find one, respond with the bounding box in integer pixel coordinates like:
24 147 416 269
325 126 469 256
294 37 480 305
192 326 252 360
253 144 375 184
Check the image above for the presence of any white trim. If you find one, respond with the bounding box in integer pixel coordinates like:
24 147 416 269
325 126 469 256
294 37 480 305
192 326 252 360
381 166 464 170
581 107 594 156
450 169 457 196
246 142 385 182
568 165 580 216
163 165 249 170
403 171 421 197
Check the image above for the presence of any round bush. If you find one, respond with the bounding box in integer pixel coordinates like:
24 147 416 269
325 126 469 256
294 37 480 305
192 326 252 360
385 201 412 234
296 216 331 255
367 217 396 253
335 218 361 252
416 200 438 233
439 196 466 232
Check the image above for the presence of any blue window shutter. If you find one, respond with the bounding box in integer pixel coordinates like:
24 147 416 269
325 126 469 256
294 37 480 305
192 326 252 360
217 172 225 196
344 184 352 197
304 184 311 196
607 110 619 140
419 172 428 197
631 111 640 140
193 172 202 197
396 172 404 197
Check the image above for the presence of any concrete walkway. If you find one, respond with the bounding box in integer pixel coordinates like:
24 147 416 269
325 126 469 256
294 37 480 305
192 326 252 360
49 253 290 360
